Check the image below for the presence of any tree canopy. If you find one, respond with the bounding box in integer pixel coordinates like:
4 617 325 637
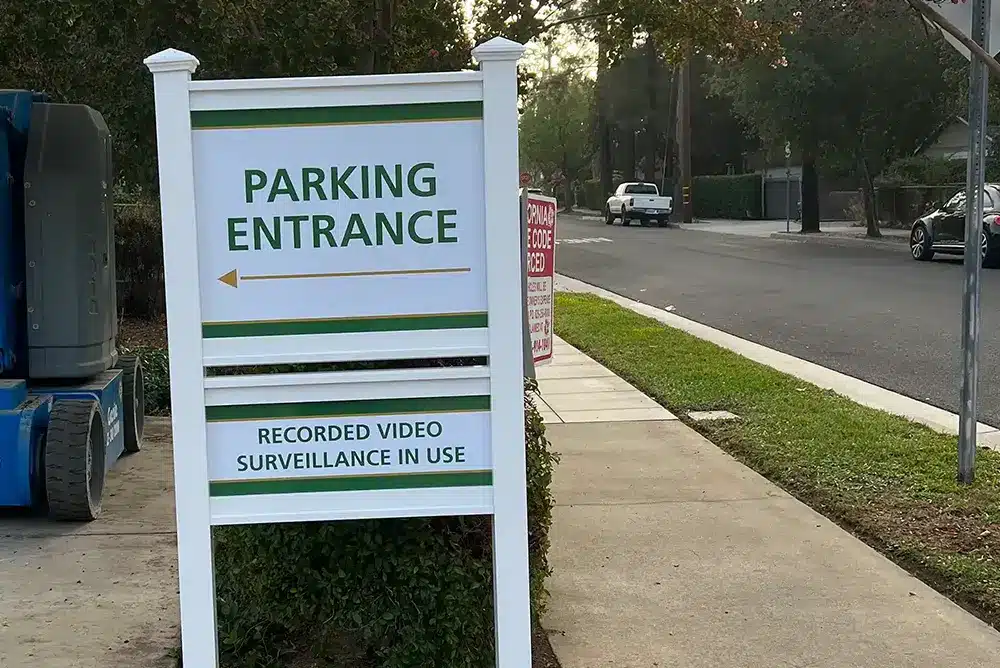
709 0 958 233
519 70 596 206
0 0 471 194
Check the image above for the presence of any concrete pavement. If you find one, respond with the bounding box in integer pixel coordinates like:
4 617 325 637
552 210 1000 428
0 419 179 668
539 336 1000 667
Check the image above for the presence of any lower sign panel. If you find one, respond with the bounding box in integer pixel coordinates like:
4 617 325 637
205 397 493 524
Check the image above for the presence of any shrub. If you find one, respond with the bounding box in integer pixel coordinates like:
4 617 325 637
692 173 762 219
581 179 605 211
876 155 966 187
114 199 165 319
131 348 558 666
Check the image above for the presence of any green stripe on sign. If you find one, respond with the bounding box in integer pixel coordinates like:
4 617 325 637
209 470 493 496
206 395 491 422
191 101 484 129
202 312 488 338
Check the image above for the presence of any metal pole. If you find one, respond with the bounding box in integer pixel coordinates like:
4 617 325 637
959 0 991 485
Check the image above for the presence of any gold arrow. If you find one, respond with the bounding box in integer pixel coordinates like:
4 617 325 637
218 269 238 288
217 267 471 288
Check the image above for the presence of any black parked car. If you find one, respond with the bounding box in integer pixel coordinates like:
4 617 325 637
910 185 1000 267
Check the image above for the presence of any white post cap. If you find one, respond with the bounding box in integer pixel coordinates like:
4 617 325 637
472 36 526 62
144 48 200 74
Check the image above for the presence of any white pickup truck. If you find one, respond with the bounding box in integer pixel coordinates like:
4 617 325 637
605 182 673 227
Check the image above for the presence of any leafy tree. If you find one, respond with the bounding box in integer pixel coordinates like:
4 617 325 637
0 0 471 195
474 0 786 200
710 0 956 235
520 71 596 209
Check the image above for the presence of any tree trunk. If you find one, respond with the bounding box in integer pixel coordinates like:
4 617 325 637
644 37 658 183
676 57 692 224
621 125 637 181
596 26 614 202
358 0 377 74
562 154 574 212
662 67 679 191
860 155 881 238
374 0 394 75
800 150 820 233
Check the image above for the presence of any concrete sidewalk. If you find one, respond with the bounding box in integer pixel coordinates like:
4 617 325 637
0 419 179 668
539 337 1000 668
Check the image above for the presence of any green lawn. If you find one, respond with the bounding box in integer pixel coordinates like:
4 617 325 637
554 292 1000 626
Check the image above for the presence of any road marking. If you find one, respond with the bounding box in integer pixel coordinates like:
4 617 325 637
554 273 1000 445
556 237 614 246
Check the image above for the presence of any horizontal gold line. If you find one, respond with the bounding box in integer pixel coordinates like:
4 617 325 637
241 267 471 281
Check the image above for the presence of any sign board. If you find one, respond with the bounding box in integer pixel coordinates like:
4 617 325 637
145 36 531 668
525 193 556 365
923 0 999 59
519 171 531 186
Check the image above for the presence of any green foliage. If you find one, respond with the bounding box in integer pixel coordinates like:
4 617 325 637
126 348 557 666
473 0 784 64
581 179 607 210
115 199 165 319
520 71 596 203
0 0 471 195
212 379 556 667
692 174 762 219
118 346 170 416
709 0 958 179
877 155 966 186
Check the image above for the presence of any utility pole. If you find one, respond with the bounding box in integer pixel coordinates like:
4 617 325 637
676 56 692 224
785 140 792 233
958 0 991 485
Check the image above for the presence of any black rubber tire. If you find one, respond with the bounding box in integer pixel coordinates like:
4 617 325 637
604 206 615 225
44 399 105 521
621 206 631 226
116 355 145 453
983 231 1000 269
910 223 934 261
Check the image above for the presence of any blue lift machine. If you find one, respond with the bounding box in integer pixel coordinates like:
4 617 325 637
0 91 145 521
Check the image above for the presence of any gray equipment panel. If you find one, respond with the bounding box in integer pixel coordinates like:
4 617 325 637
23 103 118 379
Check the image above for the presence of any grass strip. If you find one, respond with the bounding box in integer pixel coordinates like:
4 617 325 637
554 291 1000 627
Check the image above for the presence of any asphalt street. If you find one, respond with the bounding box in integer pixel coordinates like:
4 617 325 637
554 212 1000 427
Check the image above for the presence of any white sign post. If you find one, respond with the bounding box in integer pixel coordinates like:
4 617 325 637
145 36 531 667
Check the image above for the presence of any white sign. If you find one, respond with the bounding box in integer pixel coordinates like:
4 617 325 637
923 0 999 60
146 36 531 668
206 403 491 494
193 119 487 335
524 193 556 365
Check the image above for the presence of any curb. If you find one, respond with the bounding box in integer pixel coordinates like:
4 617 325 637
770 231 909 250
553 272 1000 449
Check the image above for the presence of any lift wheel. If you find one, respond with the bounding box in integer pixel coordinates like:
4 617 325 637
44 399 105 521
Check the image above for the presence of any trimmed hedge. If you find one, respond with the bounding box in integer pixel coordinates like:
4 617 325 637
127 347 558 666
691 173 762 219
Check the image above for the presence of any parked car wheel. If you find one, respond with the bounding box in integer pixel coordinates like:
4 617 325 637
605 206 615 225
910 223 934 261
983 230 1000 268
621 206 631 226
